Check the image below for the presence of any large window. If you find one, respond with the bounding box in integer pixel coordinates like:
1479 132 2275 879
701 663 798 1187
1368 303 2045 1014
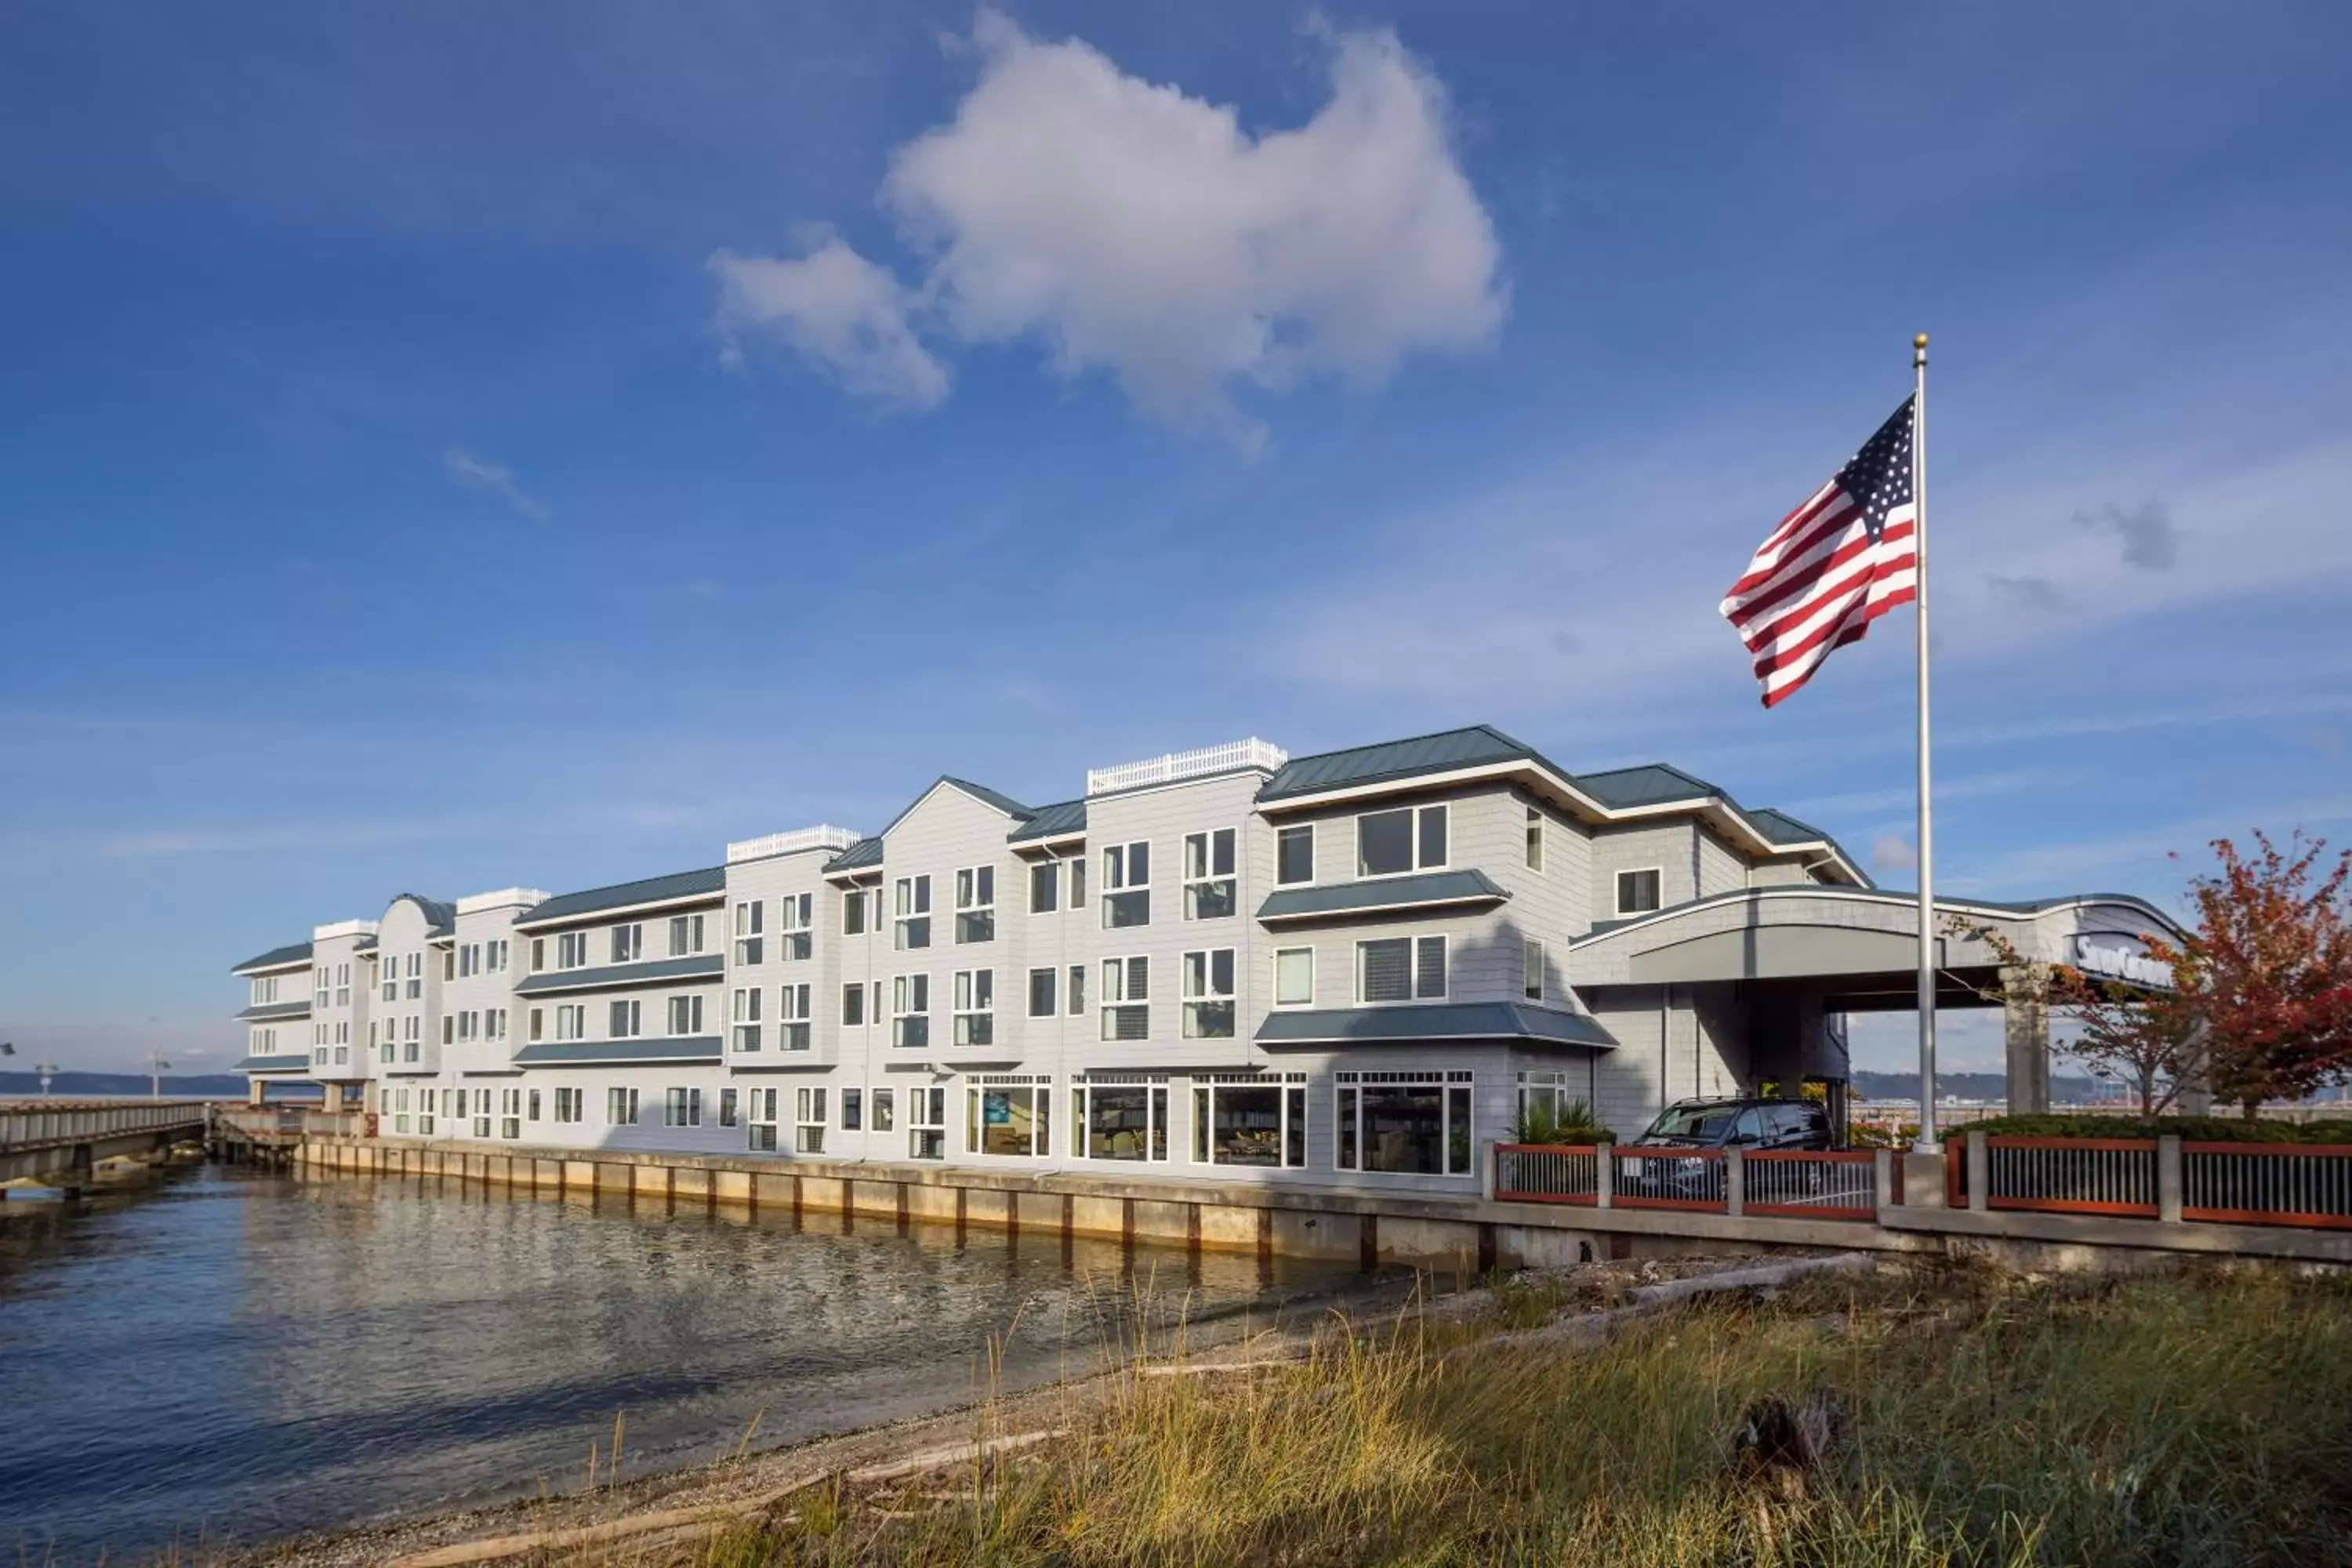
794 1087 826 1152
1357 935 1449 1004
1617 868 1663 916
967 1075 1051 1157
1517 1071 1587 1136
1182 829 1237 919
731 986 762 1052
607 1086 640 1125
669 913 706 956
1101 956 1149 1040
555 1086 584 1124
1274 946 1315 1007
1071 1076 1168 1161
1334 1070 1473 1175
748 1087 780 1152
733 900 764 964
908 1086 947 1160
953 969 994 1045
779 984 811 1050
669 993 704 1036
1027 967 1057 1018
608 999 641 1038
1029 861 1059 914
1277 824 1314 885
895 876 932 949
611 924 643 964
1102 841 1150 929
893 974 931 1048
954 866 996 943
665 1087 702 1128
1192 1073 1308 1167
250 975 278 1006
776 892 814 960
1357 804 1448 877
556 1004 585 1041
556 933 589 972
1181 949 1236 1038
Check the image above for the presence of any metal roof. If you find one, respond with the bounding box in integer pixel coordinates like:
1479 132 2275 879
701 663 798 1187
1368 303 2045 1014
940 776 1034 820
231 941 314 975
234 1000 313 1022
1009 798 1087 844
233 1053 314 1074
387 893 457 935
514 954 725 996
1257 724 1539 802
825 836 884 872
1255 1002 1618 1049
513 866 726 927
1575 763 1721 809
510 1036 724 1065
1745 808 1834 846
1255 869 1508 923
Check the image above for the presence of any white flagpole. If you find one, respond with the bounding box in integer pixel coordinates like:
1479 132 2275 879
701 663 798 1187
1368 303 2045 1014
1911 332 1938 1152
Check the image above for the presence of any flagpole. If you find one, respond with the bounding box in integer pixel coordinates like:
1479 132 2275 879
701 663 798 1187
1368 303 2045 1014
1911 331 1939 1152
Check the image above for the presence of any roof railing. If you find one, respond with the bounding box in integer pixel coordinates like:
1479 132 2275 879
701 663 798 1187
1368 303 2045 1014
453 887 554 916
727 825 866 864
311 919 380 941
1087 738 1289 797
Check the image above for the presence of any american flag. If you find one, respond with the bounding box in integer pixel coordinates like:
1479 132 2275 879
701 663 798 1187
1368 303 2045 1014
1720 396 1918 707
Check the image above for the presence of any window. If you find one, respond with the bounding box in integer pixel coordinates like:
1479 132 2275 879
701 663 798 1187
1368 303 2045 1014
967 1074 1051 1157
1027 967 1058 1018
406 952 423 998
528 1007 544 1043
668 914 706 956
611 924 643 964
894 876 932 949
335 964 351 1007
1516 1071 1584 1138
1357 935 1449 1004
777 893 814 960
1069 855 1087 908
608 999 642 1038
457 944 476 978
731 986 762 1052
794 1087 826 1152
842 889 869 937
607 1086 640 1125
1029 861 1059 914
892 974 931 1048
908 1086 947 1160
1274 947 1315 1007
1101 956 1149 1040
1526 807 1545 871
1068 963 1087 1017
870 1087 895 1134
501 1087 522 1140
1102 842 1150 928
665 1087 703 1128
251 975 278 1005
556 1086 583 1124
1357 804 1448 877
314 967 328 1008
556 1004 585 1041
1334 1069 1474 1175
719 1087 739 1128
529 938 546 975
779 984 811 1050
445 950 457 984
842 983 868 1027
382 961 399 1001
1072 1076 1169 1161
733 900 764 964
669 993 704 1036
748 1087 780 1152
1180 829 1238 920
953 969 994 1045
488 938 509 972
1523 938 1545 1002
840 1087 862 1131
953 866 996 943
1617 868 1663 915
1181 949 1236 1038
556 933 589 971
441 1015 453 1046
1277 824 1315 886
456 1011 475 1043
1192 1073 1308 1167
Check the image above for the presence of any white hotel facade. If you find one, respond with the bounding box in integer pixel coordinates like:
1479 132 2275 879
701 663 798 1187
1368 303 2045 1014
231 724 2178 1192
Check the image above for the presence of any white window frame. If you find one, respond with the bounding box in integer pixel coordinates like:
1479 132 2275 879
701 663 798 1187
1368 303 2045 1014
607 1085 639 1125
841 982 868 1028
668 913 706 957
1026 966 1057 1018
1276 822 1314 887
1333 1068 1475 1176
894 875 932 950
907 1085 947 1160
1102 841 1150 931
1070 1074 1170 1163
747 1086 780 1152
1190 1071 1310 1169
953 968 994 1046
733 900 764 964
794 1086 827 1153
1181 828 1238 920
1356 934 1450 1005
776 891 814 960
1100 955 1149 1041
966 1073 1051 1159
1273 946 1316 1008
842 888 869 938
1525 806 1545 873
1181 949 1236 1039
954 866 996 944
608 998 642 1039
669 993 705 1036
664 1086 703 1128
779 983 811 1050
1523 938 1545 1002
556 1004 585 1042
892 973 931 1048
1028 860 1059 915
1617 866 1664 916
1356 803 1449 880
555 1086 584 1124
731 985 763 1052
611 923 643 964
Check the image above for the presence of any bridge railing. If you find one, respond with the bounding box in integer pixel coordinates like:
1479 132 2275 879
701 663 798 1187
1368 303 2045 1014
215 1105 309 1138
0 1100 216 1151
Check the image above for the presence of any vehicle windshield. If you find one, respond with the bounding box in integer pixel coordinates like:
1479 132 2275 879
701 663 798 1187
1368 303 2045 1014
1642 1105 1740 1141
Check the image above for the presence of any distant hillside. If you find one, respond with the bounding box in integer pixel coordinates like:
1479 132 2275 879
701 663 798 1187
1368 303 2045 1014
1851 1069 2111 1105
0 1071 261 1098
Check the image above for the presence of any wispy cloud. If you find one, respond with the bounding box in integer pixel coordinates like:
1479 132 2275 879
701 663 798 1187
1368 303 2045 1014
2073 500 2181 572
441 447 550 521
1947 795 2352 897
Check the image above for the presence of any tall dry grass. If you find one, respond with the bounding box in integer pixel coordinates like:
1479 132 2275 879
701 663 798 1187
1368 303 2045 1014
561 1263 2352 1566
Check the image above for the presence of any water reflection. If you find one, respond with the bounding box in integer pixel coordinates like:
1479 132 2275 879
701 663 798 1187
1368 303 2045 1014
0 1163 1362 1564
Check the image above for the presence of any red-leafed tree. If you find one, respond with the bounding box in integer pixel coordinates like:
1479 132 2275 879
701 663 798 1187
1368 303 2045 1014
1956 920 2203 1116
2186 831 2352 1116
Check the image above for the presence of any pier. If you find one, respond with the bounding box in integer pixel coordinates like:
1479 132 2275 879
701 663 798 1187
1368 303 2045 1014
0 1098 216 1186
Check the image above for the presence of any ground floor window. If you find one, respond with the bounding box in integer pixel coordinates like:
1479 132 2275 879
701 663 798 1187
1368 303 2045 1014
392 1087 411 1134
1192 1073 1308 1167
908 1085 947 1160
967 1074 1051 1157
748 1087 779 1152
870 1087 896 1134
795 1087 828 1152
1071 1076 1168 1161
416 1092 434 1136
666 1087 703 1128
841 1087 863 1131
608 1086 640 1126
719 1087 739 1128
500 1087 522 1139
555 1086 584 1123
1334 1070 1473 1175
1515 1069 1591 1140
472 1087 492 1139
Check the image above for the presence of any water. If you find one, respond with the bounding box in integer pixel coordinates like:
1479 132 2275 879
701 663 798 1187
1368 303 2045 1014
0 1163 1367 1563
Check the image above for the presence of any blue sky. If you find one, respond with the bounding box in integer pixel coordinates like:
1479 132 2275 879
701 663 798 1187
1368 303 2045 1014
3 2 2348 1075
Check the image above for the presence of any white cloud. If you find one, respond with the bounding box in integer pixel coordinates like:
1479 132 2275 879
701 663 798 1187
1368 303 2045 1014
441 447 549 521
713 12 1504 446
711 229 949 409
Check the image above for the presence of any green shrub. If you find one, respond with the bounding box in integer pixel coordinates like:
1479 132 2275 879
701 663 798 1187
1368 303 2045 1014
1968 1112 2352 1145
1513 1096 1603 1145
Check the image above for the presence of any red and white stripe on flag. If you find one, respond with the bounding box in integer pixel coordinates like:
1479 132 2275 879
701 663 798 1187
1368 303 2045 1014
1720 402 1918 707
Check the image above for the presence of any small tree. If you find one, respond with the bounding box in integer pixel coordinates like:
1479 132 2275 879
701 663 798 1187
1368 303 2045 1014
1953 918 2201 1116
2186 832 2352 1116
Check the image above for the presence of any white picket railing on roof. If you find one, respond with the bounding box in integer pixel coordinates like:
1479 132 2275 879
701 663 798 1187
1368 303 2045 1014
727 825 865 865
311 919 380 941
453 888 553 916
1087 738 1289 797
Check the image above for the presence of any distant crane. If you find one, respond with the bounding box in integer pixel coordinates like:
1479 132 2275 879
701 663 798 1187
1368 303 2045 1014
35 1056 60 1095
142 1047 171 1099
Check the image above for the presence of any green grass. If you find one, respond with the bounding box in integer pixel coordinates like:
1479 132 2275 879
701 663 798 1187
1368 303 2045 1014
588 1265 2352 1567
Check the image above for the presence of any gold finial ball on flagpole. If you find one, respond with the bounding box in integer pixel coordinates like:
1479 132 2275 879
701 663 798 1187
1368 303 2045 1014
1914 332 1929 349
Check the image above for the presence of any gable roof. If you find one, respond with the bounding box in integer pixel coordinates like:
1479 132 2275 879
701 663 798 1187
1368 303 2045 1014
1575 763 1721 809
940 776 1034 820
513 866 726 928
232 941 314 975
1008 797 1087 844
1257 724 1539 803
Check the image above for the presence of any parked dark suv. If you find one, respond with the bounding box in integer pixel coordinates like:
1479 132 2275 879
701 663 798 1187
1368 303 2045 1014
1616 1098 1838 1202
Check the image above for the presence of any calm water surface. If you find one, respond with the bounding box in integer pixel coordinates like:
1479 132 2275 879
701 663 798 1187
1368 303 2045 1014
0 1163 1367 1563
